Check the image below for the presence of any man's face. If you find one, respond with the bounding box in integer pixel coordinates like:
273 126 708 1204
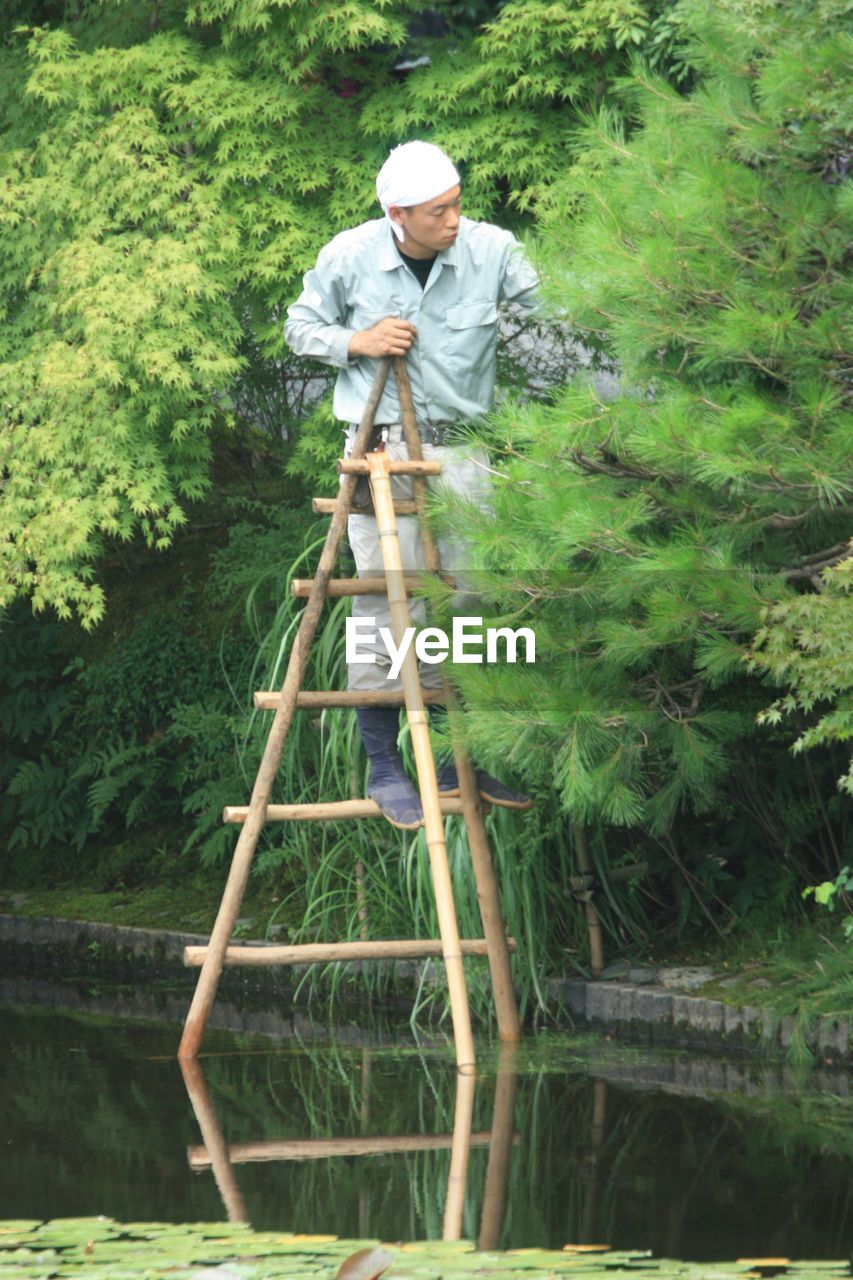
390 184 462 259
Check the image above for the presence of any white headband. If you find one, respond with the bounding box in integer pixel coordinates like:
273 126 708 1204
376 141 460 242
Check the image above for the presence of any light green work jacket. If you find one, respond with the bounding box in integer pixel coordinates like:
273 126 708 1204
284 216 538 426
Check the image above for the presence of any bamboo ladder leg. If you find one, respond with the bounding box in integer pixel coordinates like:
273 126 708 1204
179 1057 250 1224
580 1078 608 1245
366 448 476 1075
442 1067 477 1240
477 1040 519 1251
393 356 522 1042
177 360 392 1060
572 821 605 976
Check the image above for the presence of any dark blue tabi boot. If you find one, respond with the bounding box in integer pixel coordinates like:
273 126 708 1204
434 761 533 811
355 706 424 831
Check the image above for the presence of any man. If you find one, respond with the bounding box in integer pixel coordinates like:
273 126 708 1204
285 140 537 829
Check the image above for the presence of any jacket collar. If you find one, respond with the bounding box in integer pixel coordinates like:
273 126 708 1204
378 226 461 272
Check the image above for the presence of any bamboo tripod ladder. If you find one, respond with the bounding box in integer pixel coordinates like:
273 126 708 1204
178 356 521 1070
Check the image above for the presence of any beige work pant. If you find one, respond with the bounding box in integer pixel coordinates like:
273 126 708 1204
343 424 492 692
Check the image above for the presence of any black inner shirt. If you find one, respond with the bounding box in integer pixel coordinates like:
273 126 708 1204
397 245 436 290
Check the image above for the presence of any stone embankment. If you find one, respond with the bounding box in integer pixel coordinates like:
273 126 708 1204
1 913 849 1065
550 962 850 1065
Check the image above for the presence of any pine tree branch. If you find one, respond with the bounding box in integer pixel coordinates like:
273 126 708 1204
742 471 835 496
763 507 818 528
641 675 707 721
708 229 773 274
742 355 788 383
660 679 706 722
800 540 851 567
784 570 825 591
784 539 852 589
569 447 675 485
501 445 552 471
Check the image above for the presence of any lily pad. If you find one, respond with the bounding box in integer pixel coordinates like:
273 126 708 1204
0 1221 849 1280
561 1247 613 1255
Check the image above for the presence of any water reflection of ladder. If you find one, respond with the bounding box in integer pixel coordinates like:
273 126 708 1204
180 1047 520 1247
178 356 521 1071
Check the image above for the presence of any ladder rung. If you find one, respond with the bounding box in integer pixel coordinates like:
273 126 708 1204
255 689 446 710
189 1131 503 1167
291 575 454 597
223 798 475 823
183 937 517 967
313 497 418 516
338 459 442 476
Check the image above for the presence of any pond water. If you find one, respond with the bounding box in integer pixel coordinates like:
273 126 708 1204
1 996 851 1262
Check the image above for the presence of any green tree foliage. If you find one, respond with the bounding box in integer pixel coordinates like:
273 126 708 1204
0 0 393 624
749 552 853 796
1 21 246 623
0 485 311 884
365 0 672 215
439 0 851 861
1 0 680 624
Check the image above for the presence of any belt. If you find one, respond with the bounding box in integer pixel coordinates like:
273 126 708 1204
349 422 457 447
419 422 455 446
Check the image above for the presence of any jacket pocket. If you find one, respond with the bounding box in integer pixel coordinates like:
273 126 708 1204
445 301 498 329
349 307 394 329
443 301 499 403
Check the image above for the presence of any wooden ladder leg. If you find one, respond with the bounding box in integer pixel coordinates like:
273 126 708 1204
442 1067 476 1241
450 723 521 1040
573 820 605 976
477 1040 519 1250
180 1056 249 1224
177 360 392 1059
393 356 522 1043
367 450 476 1075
